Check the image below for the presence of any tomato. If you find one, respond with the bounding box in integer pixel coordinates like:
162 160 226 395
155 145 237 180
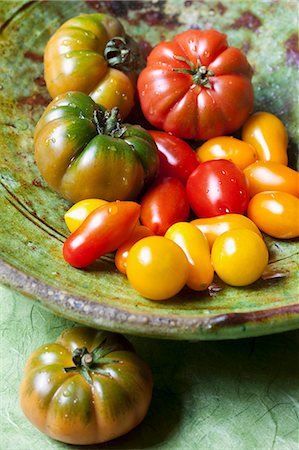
148 131 199 183
34 92 159 203
186 160 250 218
137 29 254 140
63 201 140 268
20 326 153 445
196 136 257 170
44 14 144 118
242 112 288 165
191 213 262 248
211 229 269 286
115 225 154 274
244 161 299 197
140 177 190 235
165 222 214 291
126 236 189 300
64 199 108 232
247 191 299 239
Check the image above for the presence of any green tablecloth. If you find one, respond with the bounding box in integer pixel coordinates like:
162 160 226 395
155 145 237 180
1 283 298 450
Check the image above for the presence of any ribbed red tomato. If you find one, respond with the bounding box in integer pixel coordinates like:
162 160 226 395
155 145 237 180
138 29 254 140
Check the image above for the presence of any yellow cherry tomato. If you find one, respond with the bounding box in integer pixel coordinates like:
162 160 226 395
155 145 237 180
191 214 262 248
211 229 269 286
196 136 257 170
64 198 108 232
115 225 154 274
126 236 189 300
165 222 214 291
242 111 288 165
247 191 299 239
244 161 299 197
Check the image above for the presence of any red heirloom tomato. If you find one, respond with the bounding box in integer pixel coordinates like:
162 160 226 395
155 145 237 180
140 177 189 235
138 29 254 140
186 159 250 218
63 201 140 268
148 131 199 184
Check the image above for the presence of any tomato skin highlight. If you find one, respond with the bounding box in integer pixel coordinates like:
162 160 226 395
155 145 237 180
63 201 140 268
242 111 288 165
165 222 214 291
211 229 269 286
186 159 250 218
191 213 262 248
244 161 299 197
247 191 299 239
140 177 190 235
126 236 189 300
115 225 154 274
148 130 199 184
196 136 257 170
64 198 108 232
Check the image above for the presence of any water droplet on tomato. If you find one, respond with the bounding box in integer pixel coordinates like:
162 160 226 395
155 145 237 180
108 205 118 215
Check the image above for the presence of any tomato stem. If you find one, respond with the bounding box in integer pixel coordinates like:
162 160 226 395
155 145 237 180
173 55 214 88
104 35 144 73
93 108 126 138
64 343 120 384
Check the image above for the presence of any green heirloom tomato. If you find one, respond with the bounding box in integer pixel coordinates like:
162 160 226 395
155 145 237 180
20 327 153 445
44 13 144 119
34 92 159 203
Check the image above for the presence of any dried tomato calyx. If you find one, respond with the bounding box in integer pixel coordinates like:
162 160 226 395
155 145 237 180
173 55 215 89
104 35 143 72
93 107 127 138
64 343 121 384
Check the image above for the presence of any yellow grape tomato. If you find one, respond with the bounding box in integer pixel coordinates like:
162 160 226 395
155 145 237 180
165 222 214 291
244 161 299 197
211 229 269 286
191 214 262 248
126 236 189 300
247 191 299 239
64 198 108 232
242 111 288 165
196 136 257 169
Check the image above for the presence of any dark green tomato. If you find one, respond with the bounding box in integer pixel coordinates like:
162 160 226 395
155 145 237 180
20 326 153 445
34 92 159 203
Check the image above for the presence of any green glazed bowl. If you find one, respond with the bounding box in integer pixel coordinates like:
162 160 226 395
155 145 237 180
0 0 298 340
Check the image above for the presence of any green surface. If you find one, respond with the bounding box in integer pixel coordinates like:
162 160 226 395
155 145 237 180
0 0 298 340
1 284 299 450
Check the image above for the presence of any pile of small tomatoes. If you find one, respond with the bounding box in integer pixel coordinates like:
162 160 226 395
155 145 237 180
35 13 299 301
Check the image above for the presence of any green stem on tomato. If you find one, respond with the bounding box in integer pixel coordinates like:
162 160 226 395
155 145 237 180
173 55 215 89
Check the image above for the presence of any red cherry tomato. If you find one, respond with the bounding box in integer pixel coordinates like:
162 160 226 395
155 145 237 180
140 177 190 235
186 159 250 218
63 201 140 268
148 130 199 184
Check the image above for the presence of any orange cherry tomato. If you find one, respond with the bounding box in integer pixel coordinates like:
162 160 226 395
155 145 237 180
191 213 262 248
115 225 154 274
165 222 214 291
64 198 108 232
196 136 257 170
242 111 288 165
244 161 299 197
247 191 299 239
